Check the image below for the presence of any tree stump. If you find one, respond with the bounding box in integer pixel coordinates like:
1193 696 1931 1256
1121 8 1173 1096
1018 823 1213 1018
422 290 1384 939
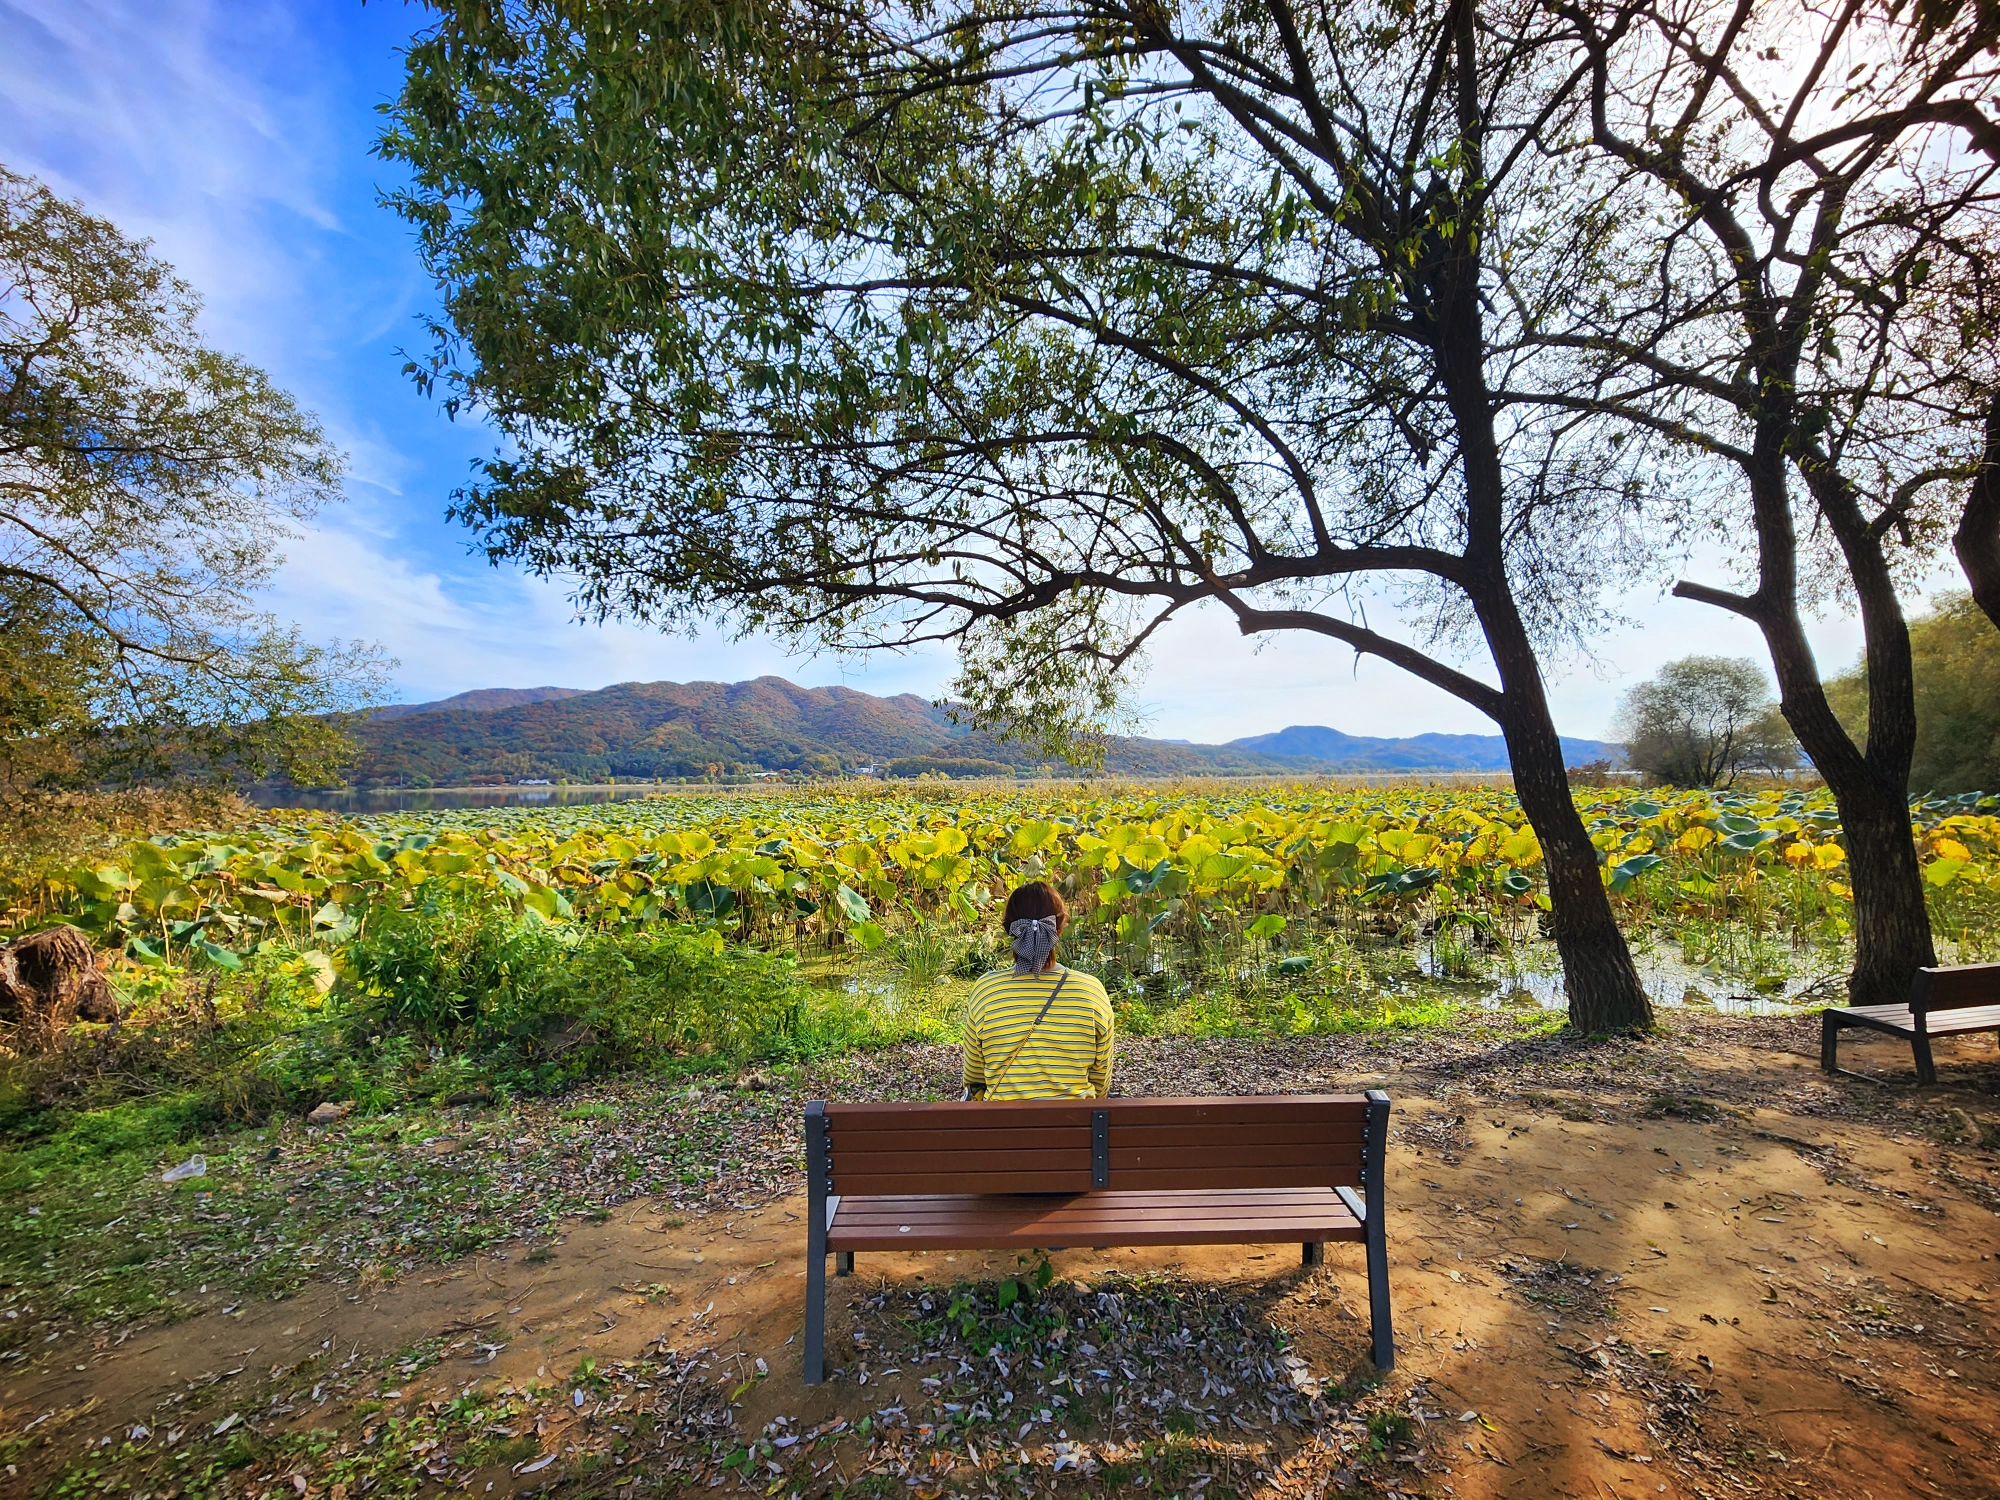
0 925 119 1053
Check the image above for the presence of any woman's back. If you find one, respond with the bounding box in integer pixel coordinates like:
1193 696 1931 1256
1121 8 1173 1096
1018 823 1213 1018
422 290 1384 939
962 965 1113 1101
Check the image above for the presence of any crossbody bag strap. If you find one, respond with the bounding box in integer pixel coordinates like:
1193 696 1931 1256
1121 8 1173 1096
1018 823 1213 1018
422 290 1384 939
982 969 1069 1097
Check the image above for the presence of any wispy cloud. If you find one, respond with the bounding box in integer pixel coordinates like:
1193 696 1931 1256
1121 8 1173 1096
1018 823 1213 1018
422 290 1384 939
261 519 955 705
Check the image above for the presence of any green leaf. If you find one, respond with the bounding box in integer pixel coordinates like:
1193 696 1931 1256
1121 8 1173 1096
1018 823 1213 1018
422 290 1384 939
835 882 871 922
193 938 244 971
1718 830 1779 854
1245 913 1287 940
1924 857 1967 888
996 1279 1020 1308
851 920 888 950
522 882 574 920
1608 854 1667 892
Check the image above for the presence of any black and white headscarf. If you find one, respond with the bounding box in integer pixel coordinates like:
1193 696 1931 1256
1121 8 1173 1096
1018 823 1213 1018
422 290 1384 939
1008 916 1059 975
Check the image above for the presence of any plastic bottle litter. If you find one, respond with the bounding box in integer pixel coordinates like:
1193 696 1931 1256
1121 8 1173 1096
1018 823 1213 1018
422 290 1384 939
161 1156 206 1183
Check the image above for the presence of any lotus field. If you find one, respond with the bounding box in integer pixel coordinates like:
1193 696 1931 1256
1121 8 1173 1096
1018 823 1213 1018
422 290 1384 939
20 783 2000 1020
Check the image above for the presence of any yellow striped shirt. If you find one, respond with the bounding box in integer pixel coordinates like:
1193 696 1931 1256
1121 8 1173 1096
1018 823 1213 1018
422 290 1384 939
962 966 1114 1101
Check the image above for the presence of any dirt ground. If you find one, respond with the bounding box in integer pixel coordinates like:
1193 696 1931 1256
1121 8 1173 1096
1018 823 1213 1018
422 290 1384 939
4 1016 1999 1499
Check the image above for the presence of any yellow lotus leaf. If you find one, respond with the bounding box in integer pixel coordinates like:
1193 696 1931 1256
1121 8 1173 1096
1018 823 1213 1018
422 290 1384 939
1812 844 1846 869
1675 826 1716 853
1176 833 1222 865
833 841 880 873
1934 837 1973 862
1011 821 1058 855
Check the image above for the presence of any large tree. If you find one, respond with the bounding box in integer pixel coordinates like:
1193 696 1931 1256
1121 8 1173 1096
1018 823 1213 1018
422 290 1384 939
1614 655 1796 788
384 0 1679 1029
0 166 387 792
1827 591 2000 796
1555 0 2000 1003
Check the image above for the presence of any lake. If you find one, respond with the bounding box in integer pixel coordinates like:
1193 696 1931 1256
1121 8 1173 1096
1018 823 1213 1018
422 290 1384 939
242 784 671 813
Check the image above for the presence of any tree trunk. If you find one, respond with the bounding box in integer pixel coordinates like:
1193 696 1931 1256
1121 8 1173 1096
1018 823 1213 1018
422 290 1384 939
1428 222 1653 1035
1715 436 1939 1007
1734 602 1934 1004
1953 392 2000 632
0 924 118 1054
1841 789 1937 1006
1489 619 1656 1033
1798 454 1939 1004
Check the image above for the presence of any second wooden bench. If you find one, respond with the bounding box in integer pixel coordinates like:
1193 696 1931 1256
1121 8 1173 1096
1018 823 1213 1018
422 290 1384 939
1821 962 2000 1084
801 1091 1392 1384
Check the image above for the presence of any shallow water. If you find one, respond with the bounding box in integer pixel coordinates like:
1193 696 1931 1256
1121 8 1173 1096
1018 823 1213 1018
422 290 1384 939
1449 944 1829 1016
243 784 663 813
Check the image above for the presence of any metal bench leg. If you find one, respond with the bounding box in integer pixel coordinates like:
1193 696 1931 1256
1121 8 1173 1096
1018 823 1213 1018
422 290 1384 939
1365 1222 1393 1370
1912 1031 1938 1086
1364 1090 1395 1372
1302 1241 1323 1267
836 1251 854 1276
804 1246 827 1384
804 1102 830 1384
1820 1011 1840 1073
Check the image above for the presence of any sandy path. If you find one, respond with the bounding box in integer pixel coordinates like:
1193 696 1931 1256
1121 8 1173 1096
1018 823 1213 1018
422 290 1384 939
4 1023 1997 1498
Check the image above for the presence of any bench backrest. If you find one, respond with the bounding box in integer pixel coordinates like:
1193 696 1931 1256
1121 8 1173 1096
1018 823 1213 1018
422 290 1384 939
809 1093 1384 1196
1910 963 2000 1014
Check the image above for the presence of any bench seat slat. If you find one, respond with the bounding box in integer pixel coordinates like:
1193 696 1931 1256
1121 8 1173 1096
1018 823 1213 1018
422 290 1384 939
827 1188 1363 1252
1115 1121 1366 1147
826 1095 1370 1128
832 1142 1364 1182
833 1187 1351 1220
1111 1143 1363 1170
835 1164 1358 1195
822 1121 1368 1156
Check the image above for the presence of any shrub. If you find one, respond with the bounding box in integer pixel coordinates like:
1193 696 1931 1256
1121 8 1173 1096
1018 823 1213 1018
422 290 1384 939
330 897 847 1095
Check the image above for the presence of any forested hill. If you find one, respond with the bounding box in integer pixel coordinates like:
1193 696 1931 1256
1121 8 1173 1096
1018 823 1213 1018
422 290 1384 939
366 686 585 720
340 676 1621 786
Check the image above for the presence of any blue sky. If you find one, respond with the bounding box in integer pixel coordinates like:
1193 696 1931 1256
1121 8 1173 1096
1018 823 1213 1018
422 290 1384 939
0 1 1908 743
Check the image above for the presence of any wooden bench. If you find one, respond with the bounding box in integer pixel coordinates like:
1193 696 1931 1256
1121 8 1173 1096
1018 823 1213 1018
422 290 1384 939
801 1091 1392 1384
1821 963 2000 1084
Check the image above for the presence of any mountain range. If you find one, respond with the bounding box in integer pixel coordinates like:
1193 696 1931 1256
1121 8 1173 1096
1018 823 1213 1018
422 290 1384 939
339 677 1620 786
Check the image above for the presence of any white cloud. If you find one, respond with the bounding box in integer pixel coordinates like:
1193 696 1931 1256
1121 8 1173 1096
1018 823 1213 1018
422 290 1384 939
264 517 956 705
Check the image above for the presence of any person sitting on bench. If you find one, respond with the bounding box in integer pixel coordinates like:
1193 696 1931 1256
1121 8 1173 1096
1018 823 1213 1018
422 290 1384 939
963 880 1113 1101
